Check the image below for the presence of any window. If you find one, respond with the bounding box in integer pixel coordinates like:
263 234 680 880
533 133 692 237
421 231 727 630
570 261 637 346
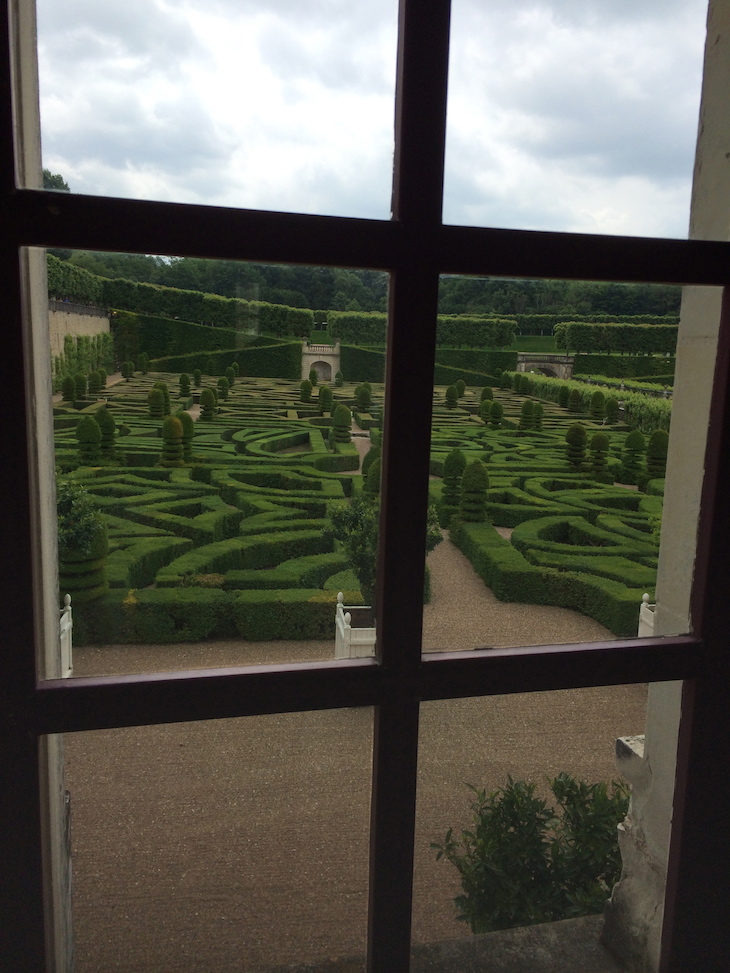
2 1 730 971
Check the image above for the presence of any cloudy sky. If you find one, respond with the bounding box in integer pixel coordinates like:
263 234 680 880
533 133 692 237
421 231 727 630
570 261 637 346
37 0 708 239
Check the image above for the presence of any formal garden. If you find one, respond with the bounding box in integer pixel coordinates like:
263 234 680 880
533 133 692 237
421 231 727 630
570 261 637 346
54 339 668 647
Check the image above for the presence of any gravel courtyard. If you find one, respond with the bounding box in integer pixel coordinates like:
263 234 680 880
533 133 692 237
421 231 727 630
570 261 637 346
66 535 646 972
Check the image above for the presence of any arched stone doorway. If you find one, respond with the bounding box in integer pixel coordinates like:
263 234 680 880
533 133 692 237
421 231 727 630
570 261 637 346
311 360 332 382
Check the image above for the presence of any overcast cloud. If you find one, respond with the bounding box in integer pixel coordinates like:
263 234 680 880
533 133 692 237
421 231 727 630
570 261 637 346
37 0 708 238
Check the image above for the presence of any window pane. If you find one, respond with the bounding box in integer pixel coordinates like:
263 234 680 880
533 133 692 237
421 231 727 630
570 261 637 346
444 0 707 237
63 709 373 971
413 686 646 956
45 249 387 675
422 276 715 654
36 0 398 219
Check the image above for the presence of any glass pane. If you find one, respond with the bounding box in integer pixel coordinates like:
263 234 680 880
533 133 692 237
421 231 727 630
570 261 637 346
43 249 387 675
444 0 707 237
422 276 719 654
413 686 646 956
36 0 398 219
63 709 373 972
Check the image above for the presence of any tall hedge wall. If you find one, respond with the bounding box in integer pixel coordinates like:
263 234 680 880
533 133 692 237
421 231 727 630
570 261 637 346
339 345 387 383
433 349 518 375
47 254 314 337
554 322 678 355
513 312 679 335
150 341 302 379
572 354 676 379
327 311 516 348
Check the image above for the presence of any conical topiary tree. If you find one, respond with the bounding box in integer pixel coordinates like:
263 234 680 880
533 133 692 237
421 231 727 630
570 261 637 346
489 401 504 429
356 383 371 411
456 379 466 398
519 374 532 395
231 361 240 378
568 389 582 413
309 368 318 386
147 387 164 419
445 385 458 408
87 371 101 396
179 373 191 397
440 448 467 527
193 368 202 388
217 376 229 401
590 432 610 480
459 460 490 523
519 400 535 430
76 414 102 464
605 397 620 424
361 445 380 478
532 403 544 431
154 381 171 415
61 375 75 402
160 415 185 467
225 366 235 387
512 373 522 392
175 409 195 462
621 430 646 485
364 456 381 496
565 423 588 469
481 386 494 402
300 379 313 402
200 387 216 420
500 373 511 390
74 372 87 400
479 399 492 422
558 385 570 408
333 404 352 443
137 352 148 374
96 406 116 454
318 384 333 415
590 390 606 422
335 370 344 387
98 367 107 387
646 428 669 479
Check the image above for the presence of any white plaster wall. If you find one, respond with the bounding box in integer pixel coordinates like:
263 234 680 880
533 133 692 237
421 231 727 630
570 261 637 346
49 310 110 358
604 3 730 969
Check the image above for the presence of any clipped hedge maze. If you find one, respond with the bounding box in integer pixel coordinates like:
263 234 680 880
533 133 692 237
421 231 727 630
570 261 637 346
430 383 661 636
55 373 662 642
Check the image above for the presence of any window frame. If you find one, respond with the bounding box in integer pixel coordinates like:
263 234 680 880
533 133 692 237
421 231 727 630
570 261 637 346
2 0 730 970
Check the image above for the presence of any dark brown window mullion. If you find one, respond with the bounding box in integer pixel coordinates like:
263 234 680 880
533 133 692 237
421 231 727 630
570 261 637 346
367 1 452 970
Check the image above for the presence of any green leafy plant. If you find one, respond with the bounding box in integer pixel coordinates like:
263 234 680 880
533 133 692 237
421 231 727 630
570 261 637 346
326 497 442 608
432 773 628 935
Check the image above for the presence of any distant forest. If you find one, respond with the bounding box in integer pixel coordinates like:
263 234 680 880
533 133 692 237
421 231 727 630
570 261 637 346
48 249 682 318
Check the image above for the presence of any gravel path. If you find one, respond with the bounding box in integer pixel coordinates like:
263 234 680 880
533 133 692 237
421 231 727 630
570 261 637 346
66 532 643 972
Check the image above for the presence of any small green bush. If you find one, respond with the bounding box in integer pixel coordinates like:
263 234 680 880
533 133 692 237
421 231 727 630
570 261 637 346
147 388 164 419
96 406 116 453
456 379 466 397
558 384 570 408
225 366 235 387
568 388 582 413
309 368 318 386
217 376 230 401
445 385 458 408
74 372 87 399
519 374 532 395
480 387 493 402
179 373 191 396
193 368 202 387
590 432 610 478
605 397 620 423
335 370 344 387
300 379 313 402
519 400 534 430
489 402 504 429
175 409 195 462
432 773 629 934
